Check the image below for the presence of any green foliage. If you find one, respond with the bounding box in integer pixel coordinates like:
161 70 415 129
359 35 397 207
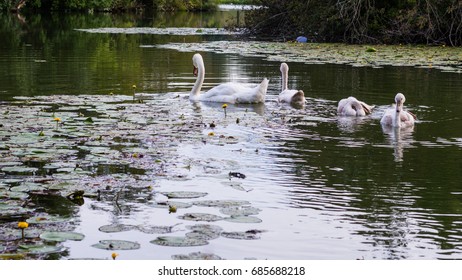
245 0 462 46
152 0 218 11
3 0 218 12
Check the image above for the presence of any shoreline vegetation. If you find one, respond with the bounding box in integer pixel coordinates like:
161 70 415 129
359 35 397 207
3 0 252 13
1 0 461 46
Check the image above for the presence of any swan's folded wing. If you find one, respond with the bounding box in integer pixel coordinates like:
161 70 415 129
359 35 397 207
201 82 255 99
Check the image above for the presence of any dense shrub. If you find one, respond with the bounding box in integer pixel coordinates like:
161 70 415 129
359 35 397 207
3 0 218 12
245 0 462 46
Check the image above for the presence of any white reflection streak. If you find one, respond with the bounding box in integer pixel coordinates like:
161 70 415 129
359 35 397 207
337 116 367 133
382 125 415 162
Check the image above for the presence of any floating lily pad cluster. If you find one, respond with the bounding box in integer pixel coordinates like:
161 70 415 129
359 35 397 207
1 93 276 259
157 41 462 73
76 27 240 36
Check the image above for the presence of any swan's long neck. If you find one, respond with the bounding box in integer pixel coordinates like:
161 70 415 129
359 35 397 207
281 65 288 91
394 102 402 127
190 58 205 100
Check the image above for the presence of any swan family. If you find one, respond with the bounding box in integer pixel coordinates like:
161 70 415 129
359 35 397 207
189 53 416 128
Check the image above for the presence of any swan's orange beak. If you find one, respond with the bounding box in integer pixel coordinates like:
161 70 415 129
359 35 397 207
193 66 198 77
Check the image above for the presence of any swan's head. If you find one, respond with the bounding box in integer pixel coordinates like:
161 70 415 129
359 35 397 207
394 93 406 112
192 53 203 77
280 63 289 73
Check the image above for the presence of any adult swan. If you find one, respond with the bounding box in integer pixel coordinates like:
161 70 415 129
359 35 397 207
190 53 269 104
380 93 416 128
278 63 306 107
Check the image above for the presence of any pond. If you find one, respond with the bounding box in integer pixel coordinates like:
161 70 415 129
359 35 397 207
1 6 462 260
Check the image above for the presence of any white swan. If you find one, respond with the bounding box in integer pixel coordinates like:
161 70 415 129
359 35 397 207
337 96 374 116
380 93 416 128
190 53 268 104
278 63 306 107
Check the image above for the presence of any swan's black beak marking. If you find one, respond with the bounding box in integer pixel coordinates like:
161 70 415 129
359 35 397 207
193 66 198 77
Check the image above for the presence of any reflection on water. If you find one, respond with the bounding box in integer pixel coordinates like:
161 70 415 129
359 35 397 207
381 125 415 162
1 11 462 260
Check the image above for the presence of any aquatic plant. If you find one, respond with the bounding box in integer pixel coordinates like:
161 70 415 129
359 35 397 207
17 221 28 239
53 117 61 129
222 103 228 117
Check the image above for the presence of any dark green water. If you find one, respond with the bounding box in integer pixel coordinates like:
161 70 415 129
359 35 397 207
1 9 462 260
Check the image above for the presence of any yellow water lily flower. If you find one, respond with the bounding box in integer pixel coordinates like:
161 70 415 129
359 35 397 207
111 252 119 260
53 117 61 129
208 132 215 136
222 104 228 109
18 221 28 229
18 221 29 239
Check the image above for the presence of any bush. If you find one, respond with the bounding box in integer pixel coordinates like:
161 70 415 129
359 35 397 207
244 0 462 46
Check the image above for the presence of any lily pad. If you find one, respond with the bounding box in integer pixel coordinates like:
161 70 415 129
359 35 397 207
98 224 135 233
91 240 141 250
161 191 208 199
4 191 29 200
26 215 70 224
221 230 265 240
185 224 223 240
40 231 85 242
224 215 263 223
150 236 208 247
150 201 192 209
193 200 250 208
1 166 38 175
178 213 223 222
136 224 181 234
172 251 224 260
18 244 63 255
220 206 261 216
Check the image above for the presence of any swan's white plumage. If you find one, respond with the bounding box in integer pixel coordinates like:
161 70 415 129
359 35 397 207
380 93 416 128
278 63 305 107
190 53 268 104
337 96 374 116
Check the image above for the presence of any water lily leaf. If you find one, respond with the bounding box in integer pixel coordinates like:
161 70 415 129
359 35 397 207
91 240 140 250
18 244 64 254
4 191 29 200
193 200 250 208
162 191 208 199
26 215 70 224
150 236 208 247
1 166 38 175
178 213 223 222
10 183 45 193
221 230 265 240
220 206 261 216
98 224 135 233
136 224 181 234
172 251 223 260
0 203 31 219
150 201 192 209
0 162 23 167
40 231 85 242
185 228 222 241
224 215 262 223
